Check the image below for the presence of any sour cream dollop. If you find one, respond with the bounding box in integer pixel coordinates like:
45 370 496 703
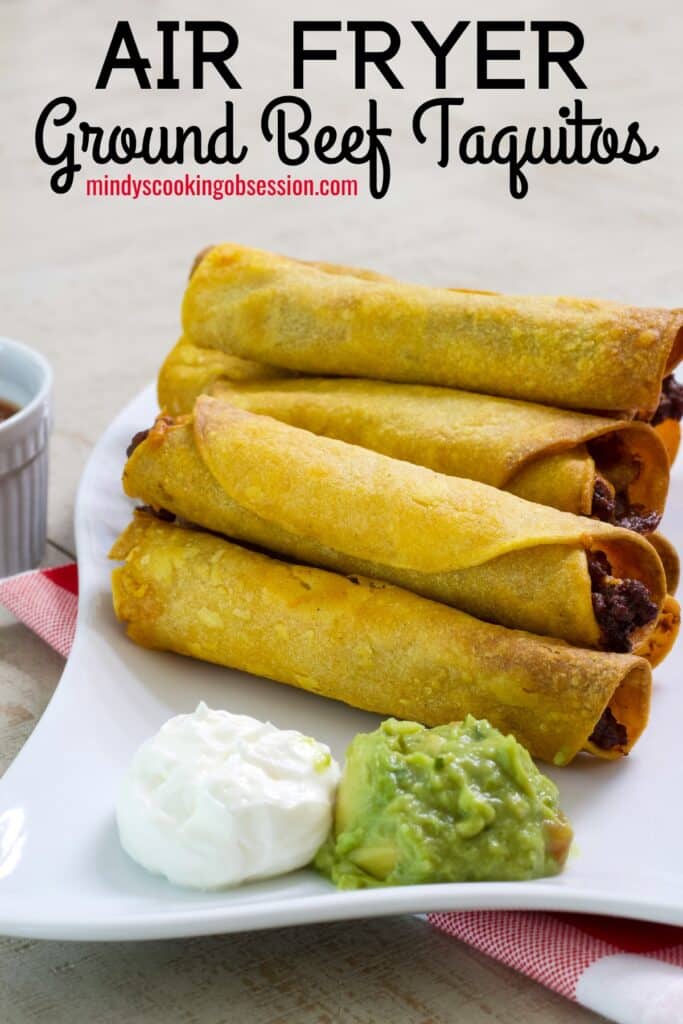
116 702 340 889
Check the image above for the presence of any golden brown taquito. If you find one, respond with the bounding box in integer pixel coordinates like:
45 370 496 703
122 399 670 657
182 244 683 417
111 513 652 765
203 375 666 532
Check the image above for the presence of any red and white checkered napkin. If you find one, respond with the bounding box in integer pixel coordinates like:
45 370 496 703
2 565 683 1023
0 563 77 656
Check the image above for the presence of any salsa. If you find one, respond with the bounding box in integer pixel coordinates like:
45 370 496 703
0 398 19 423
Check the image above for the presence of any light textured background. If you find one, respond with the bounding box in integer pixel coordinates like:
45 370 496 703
1 0 680 1019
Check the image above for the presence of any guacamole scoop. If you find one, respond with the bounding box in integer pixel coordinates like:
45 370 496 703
315 716 572 888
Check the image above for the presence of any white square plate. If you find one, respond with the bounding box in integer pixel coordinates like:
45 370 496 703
0 383 681 940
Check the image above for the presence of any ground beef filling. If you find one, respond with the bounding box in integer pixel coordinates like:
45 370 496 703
613 496 661 534
591 478 616 523
135 504 176 522
126 417 176 458
588 706 628 751
126 428 150 458
588 551 658 653
651 375 683 427
590 477 660 534
587 435 661 534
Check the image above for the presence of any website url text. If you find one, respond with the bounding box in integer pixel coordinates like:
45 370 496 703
85 173 359 200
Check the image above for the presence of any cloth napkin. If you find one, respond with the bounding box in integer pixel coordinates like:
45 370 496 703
2 565 683 1024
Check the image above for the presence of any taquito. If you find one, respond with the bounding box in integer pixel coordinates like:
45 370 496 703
123 398 674 658
158 336 291 417
160 350 669 532
110 513 652 766
182 244 683 417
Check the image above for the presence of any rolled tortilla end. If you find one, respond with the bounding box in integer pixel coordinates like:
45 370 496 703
664 318 683 375
189 245 217 279
506 448 595 515
110 513 652 765
648 533 680 595
654 419 681 465
634 594 681 668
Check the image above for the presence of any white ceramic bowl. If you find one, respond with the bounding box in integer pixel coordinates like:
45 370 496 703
0 337 52 576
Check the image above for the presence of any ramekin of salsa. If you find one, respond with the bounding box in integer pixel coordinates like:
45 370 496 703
0 337 52 576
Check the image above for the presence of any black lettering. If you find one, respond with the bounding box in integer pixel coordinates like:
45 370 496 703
185 21 240 88
261 96 311 164
333 99 392 198
207 102 248 163
315 125 339 158
412 21 469 89
592 126 620 163
412 97 464 166
347 21 402 88
95 21 152 89
531 21 586 89
450 100 659 199
559 101 602 163
157 21 180 89
79 121 107 162
34 96 81 193
494 127 528 198
477 21 525 89
459 126 490 164
292 22 341 88
621 122 659 163
261 96 391 199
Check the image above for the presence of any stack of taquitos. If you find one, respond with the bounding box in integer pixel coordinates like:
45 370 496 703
110 244 683 764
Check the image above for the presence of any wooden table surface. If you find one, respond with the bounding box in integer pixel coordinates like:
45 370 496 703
2 0 680 1019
